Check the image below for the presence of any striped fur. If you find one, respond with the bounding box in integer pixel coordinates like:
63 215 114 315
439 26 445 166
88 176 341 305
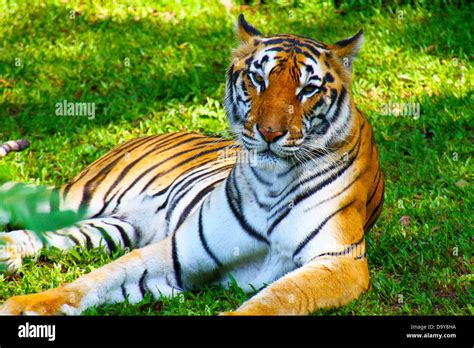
0 139 30 158
0 15 383 315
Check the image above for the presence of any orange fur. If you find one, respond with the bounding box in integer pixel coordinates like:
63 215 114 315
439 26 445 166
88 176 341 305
1 287 84 315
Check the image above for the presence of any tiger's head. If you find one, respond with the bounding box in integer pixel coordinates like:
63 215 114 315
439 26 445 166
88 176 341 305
225 15 364 169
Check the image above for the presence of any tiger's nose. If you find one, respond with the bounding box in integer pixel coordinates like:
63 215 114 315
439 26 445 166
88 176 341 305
257 125 287 143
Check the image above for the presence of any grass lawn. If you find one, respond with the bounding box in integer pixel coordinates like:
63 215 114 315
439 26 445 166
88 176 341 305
0 0 472 315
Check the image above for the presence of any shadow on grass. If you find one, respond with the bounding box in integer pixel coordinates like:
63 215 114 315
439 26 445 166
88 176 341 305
0 2 235 136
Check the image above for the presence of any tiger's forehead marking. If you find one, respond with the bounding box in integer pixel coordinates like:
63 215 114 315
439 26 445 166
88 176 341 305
261 34 328 57
300 58 324 87
247 35 327 85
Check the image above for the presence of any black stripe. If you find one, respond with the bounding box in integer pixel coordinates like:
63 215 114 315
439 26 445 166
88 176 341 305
269 127 361 208
225 176 269 245
153 162 234 207
277 162 301 179
263 38 321 57
62 168 90 199
63 135 152 199
366 169 381 206
310 88 338 136
82 133 186 202
303 171 362 213
226 66 235 121
308 75 322 82
174 181 221 231
327 88 339 110
298 36 328 49
21 229 45 248
90 135 156 169
241 132 256 142
153 160 223 214
171 232 183 289
310 235 365 260
151 160 233 198
244 55 254 67
268 133 361 235
90 136 212 218
1 143 12 152
324 72 334 83
134 225 144 246
265 46 286 53
103 221 133 249
90 135 160 170
325 118 353 148
65 233 81 246
250 166 272 186
310 101 328 116
78 135 167 206
165 165 232 224
106 143 226 216
89 223 117 253
104 135 208 202
139 269 148 298
249 183 272 211
355 252 367 260
78 228 93 249
329 86 347 123
297 41 321 57
313 120 330 135
143 132 191 150
364 188 384 232
198 205 222 267
240 79 249 96
121 283 127 300
138 144 231 195
293 200 354 259
305 64 314 74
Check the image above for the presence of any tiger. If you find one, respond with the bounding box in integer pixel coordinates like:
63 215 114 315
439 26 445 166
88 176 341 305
0 14 383 316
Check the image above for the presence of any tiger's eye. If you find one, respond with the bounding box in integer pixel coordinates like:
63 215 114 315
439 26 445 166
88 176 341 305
253 73 264 84
302 85 317 94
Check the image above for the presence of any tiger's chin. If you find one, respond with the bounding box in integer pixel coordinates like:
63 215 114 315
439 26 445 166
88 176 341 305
252 149 291 170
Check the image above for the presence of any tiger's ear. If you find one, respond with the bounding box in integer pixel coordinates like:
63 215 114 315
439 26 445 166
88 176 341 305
236 14 262 43
331 30 364 72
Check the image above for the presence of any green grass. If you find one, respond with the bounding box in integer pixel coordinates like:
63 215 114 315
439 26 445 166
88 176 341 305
0 0 472 315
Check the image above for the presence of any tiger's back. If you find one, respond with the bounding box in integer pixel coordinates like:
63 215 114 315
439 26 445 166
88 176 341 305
59 132 238 240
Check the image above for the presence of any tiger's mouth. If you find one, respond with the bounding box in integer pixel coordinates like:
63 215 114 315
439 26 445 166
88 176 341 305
238 130 304 166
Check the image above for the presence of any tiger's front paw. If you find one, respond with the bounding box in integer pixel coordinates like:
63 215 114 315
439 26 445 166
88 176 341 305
0 233 23 274
0 288 83 316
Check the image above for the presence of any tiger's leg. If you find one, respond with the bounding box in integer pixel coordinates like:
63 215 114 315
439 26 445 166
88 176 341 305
0 216 139 273
0 238 176 315
222 255 369 315
222 202 370 316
